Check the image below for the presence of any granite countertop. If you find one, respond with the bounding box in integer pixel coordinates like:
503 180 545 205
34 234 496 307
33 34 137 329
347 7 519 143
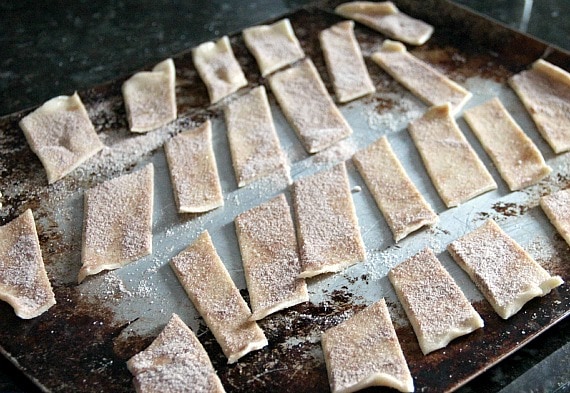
1 0 569 392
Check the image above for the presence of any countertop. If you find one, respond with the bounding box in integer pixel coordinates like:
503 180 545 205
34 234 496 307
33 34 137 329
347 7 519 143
0 0 569 392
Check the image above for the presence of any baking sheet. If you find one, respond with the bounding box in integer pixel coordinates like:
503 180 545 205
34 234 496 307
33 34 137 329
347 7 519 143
0 1 569 392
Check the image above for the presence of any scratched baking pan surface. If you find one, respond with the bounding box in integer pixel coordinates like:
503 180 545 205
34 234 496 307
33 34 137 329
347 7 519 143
1 0 569 392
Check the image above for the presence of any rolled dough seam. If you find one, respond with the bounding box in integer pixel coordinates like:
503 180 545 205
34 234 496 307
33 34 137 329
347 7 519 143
164 120 224 213
235 194 308 321
388 248 484 355
509 59 570 153
224 86 290 187
319 20 375 103
269 59 353 153
192 36 248 104
79 163 154 283
242 18 305 77
292 163 366 278
448 219 564 319
335 1 434 46
408 103 496 208
353 136 438 242
170 231 268 363
463 97 551 191
321 298 414 393
127 313 225 393
372 40 472 115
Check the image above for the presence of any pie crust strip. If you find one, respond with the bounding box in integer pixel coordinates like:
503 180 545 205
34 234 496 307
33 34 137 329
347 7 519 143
321 299 414 393
192 36 248 104
164 120 224 213
235 194 308 321
353 135 438 242
19 92 104 184
79 163 154 283
408 103 497 208
335 1 434 46
447 219 564 320
170 231 268 363
292 163 366 278
0 209 56 319
122 58 177 132
388 248 484 355
541 188 570 247
269 59 353 153
223 86 290 187
319 20 375 103
509 59 570 153
127 313 226 393
463 97 551 191
371 40 472 114
242 18 305 77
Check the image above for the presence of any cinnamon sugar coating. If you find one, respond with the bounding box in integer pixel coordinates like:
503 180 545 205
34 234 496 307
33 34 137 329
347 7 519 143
127 314 225 393
389 248 484 354
448 219 563 319
170 231 267 363
0 209 56 319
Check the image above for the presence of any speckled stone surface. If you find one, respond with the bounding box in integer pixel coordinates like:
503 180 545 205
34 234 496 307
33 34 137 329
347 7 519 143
0 1 569 392
455 0 570 52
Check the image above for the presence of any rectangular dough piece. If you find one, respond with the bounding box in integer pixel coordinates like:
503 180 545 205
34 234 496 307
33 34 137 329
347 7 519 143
319 20 375 103
408 103 497 208
0 209 56 319
463 97 551 191
321 299 414 393
509 59 570 153
372 40 472 114
223 86 290 187
292 163 366 278
19 92 104 184
79 164 154 283
164 120 224 213
353 136 438 242
335 1 433 46
541 188 570 247
242 18 305 77
235 194 308 320
122 58 177 133
170 231 268 363
192 36 248 104
269 59 353 153
388 248 484 355
448 219 564 320
127 314 226 393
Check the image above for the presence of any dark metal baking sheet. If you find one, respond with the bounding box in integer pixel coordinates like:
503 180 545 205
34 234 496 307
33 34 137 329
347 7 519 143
0 1 569 392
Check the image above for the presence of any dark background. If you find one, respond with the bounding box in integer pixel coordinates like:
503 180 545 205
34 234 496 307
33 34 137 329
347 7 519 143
1 0 569 391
